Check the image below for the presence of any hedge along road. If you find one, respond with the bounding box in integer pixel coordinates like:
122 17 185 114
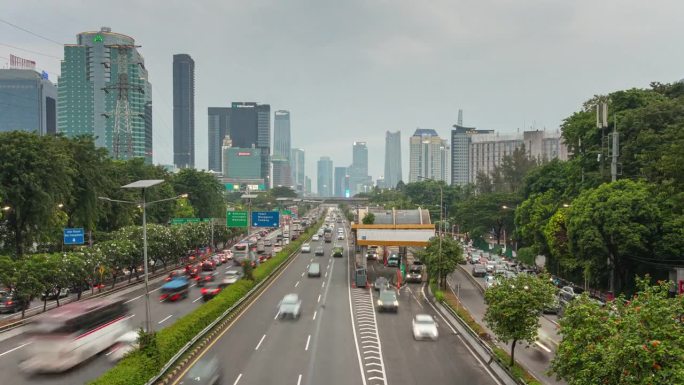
169 218 363 385
0 229 283 385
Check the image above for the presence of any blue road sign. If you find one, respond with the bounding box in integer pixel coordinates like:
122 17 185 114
251 211 280 228
63 228 85 245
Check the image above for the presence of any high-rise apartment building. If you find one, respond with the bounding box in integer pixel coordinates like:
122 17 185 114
208 107 230 172
409 129 449 183
290 148 305 193
58 27 152 163
334 166 348 197
317 156 333 197
384 130 402 189
173 54 195 168
451 125 493 185
0 68 56 134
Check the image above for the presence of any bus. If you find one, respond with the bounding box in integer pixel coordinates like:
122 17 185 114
20 298 132 373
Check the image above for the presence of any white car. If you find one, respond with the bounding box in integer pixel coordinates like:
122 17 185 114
301 243 311 253
278 294 301 319
312 234 320 241
106 330 139 362
412 314 439 340
484 275 499 289
273 245 283 253
337 234 345 240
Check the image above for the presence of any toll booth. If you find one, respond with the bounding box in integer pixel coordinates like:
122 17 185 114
355 267 367 288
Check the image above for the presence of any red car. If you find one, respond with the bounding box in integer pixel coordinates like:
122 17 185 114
195 271 216 287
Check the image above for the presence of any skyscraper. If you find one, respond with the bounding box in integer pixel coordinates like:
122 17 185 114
334 166 348 197
290 148 305 193
58 27 152 163
0 68 56 134
173 54 195 168
349 141 371 195
451 124 493 185
409 129 449 183
317 156 333 197
384 130 402 189
273 110 291 160
226 102 271 185
208 107 230 172
271 158 292 188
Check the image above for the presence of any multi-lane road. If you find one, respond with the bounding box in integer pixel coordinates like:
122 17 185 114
174 219 502 385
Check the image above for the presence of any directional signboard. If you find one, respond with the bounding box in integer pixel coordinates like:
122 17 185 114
227 211 249 227
170 218 212 225
64 228 85 245
251 211 280 228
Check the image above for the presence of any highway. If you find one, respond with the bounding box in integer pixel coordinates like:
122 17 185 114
175 217 502 385
0 231 279 385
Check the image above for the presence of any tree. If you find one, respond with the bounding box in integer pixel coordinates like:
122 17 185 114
484 273 556 366
551 278 684 385
170 168 224 218
454 192 519 244
417 236 463 289
173 197 196 218
362 212 375 224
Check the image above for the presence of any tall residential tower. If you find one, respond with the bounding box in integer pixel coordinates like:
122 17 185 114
409 129 449 183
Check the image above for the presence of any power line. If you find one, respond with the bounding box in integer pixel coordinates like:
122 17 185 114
0 18 63 46
0 42 61 60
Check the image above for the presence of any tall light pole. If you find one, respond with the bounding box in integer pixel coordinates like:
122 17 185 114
100 180 187 332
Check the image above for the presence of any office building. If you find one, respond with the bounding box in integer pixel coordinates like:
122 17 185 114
58 27 152 163
273 110 291 160
409 129 449 183
334 166 348 197
173 54 195 168
383 130 402 189
317 156 333 197
305 176 312 196
222 146 261 180
207 107 230 172
468 129 568 183
271 158 292 188
348 141 370 195
290 148 305 193
451 125 493 186
0 68 56 134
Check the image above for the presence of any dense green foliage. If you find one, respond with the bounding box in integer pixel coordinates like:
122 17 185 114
417 236 464 288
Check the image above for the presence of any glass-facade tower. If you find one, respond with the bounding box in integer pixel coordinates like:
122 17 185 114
173 54 195 168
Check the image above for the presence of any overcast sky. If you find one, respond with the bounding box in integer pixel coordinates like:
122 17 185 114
2 0 683 191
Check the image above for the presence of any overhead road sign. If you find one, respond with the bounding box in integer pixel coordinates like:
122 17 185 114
227 211 249 227
252 211 280 227
64 228 85 245
170 218 212 225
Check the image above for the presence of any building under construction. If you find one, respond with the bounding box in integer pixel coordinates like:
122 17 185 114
58 27 152 163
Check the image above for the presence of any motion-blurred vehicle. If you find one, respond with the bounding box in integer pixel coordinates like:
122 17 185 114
312 234 320 241
202 260 216 271
337 234 345 240
315 246 325 256
0 291 29 313
471 264 487 277
106 330 139 362
273 245 283 254
308 262 321 277
377 289 398 312
374 276 390 291
278 294 301 319
160 277 190 301
195 271 216 287
166 269 186 282
200 279 231 302
301 243 311 253
20 298 132 373
223 270 242 285
178 356 222 385
412 314 439 340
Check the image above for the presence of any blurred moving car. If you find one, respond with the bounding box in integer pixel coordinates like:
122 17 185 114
166 269 185 282
278 294 301 319
301 243 311 253
412 314 439 340
264 239 272 247
377 289 399 312
471 264 487 277
308 262 321 277
195 271 216 287
337 234 345 240
223 270 242 285
374 276 390 291
314 247 325 256
160 277 190 302
178 356 222 385
106 330 139 362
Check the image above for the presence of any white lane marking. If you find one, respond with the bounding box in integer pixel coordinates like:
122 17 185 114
158 315 173 324
322 281 325 288
232 373 243 385
295 281 300 288
536 341 552 353
325 271 328 278
193 296 203 303
150 286 163 293
312 311 317 320
0 342 31 357
301 272 305 277
297 374 303 385
274 311 280 320
310 258 313 262
317 294 321 303
124 294 143 304
255 334 266 350
305 335 311 351
190 283 197 288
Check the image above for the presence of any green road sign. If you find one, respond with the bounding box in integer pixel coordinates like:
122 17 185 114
171 218 212 225
227 211 249 227
281 210 292 216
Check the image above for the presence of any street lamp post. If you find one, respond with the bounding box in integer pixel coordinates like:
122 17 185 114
99 180 187 332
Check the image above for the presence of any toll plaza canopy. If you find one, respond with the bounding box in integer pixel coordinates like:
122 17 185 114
351 208 435 247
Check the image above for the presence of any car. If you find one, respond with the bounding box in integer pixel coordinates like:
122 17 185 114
224 270 242 285
484 275 499 289
278 294 302 319
106 330 139 362
366 249 377 260
166 269 186 282
412 314 439 340
273 245 283 254
377 289 398 312
471 264 487 277
41 287 70 300
559 286 582 302
178 356 222 385
264 239 272 247
308 262 321 277
301 243 311 253
201 280 227 301
543 295 562 315
373 276 390 291
485 262 496 274
332 245 344 258
387 254 400 267
201 261 216 272
0 291 28 313
406 265 423 283
337 234 345 240
195 271 216 287
312 234 320 241
314 247 325 256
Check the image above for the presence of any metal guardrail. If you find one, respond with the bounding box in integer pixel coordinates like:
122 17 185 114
146 223 321 385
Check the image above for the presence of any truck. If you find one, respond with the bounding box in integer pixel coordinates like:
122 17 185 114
323 228 333 243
